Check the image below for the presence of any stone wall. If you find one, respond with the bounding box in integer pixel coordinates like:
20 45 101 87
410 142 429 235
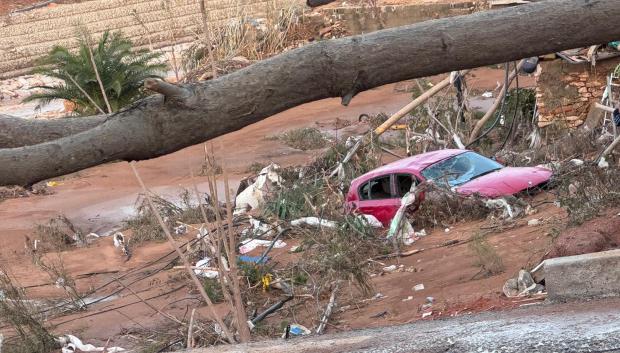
0 0 299 79
536 59 620 129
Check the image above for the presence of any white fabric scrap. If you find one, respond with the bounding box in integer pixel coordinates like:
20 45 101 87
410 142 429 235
239 239 286 254
194 258 219 279
57 335 125 353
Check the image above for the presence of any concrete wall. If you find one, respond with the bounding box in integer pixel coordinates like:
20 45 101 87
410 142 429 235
545 249 620 302
0 0 299 79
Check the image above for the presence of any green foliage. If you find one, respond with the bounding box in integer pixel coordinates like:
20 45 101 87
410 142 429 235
272 127 328 151
263 181 323 220
25 30 165 115
202 278 223 303
238 262 264 286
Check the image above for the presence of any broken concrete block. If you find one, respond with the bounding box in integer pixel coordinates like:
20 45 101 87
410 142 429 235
503 278 519 297
545 249 620 302
517 270 535 292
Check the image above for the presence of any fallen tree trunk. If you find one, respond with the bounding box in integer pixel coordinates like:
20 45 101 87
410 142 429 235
2 0 620 186
0 114 107 148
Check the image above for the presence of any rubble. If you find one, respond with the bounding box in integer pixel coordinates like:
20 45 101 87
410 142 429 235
503 269 546 298
57 334 125 353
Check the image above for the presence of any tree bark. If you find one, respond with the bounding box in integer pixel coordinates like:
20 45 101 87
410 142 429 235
0 114 107 148
2 0 620 186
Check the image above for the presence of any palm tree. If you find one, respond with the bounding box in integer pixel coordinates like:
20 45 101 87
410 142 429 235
25 30 166 115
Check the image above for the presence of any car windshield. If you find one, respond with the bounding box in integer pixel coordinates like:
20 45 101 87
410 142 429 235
421 152 503 187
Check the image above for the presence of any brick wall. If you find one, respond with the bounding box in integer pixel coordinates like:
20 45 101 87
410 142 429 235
536 59 619 129
0 0 300 79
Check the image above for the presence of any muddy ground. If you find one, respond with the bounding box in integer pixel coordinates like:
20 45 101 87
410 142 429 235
3 66 614 351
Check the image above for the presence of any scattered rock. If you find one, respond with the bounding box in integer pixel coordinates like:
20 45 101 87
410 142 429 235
527 218 541 226
383 265 397 272
517 270 535 292
503 278 519 297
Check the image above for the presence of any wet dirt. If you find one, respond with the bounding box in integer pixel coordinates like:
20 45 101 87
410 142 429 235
0 69 557 349
546 209 620 259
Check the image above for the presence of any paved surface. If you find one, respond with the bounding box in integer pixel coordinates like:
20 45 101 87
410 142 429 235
190 299 620 353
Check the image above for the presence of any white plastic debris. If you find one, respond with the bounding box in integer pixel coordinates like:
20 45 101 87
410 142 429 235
402 296 414 302
57 335 125 353
414 229 427 237
387 186 418 244
413 283 425 291
239 239 286 254
288 324 311 336
86 232 100 238
382 265 397 272
527 218 541 226
291 217 337 228
197 225 209 239
173 224 187 235
113 232 125 248
598 157 610 169
484 198 515 219
235 164 282 215
482 91 493 98
242 216 277 238
422 312 432 318
357 214 383 228
444 228 451 233
569 159 584 166
194 257 219 279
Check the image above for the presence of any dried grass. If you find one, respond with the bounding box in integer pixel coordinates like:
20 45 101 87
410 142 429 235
0 269 56 353
469 232 504 278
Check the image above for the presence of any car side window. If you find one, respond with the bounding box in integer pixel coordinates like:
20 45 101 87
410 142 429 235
359 175 393 200
395 174 417 197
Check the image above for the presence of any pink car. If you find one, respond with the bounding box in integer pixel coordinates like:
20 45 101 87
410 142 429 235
345 149 552 226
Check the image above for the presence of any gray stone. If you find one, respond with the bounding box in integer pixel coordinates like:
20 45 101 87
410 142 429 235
517 270 535 292
503 278 519 297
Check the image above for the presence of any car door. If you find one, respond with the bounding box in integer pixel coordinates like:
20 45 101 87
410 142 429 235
394 172 423 211
356 174 402 226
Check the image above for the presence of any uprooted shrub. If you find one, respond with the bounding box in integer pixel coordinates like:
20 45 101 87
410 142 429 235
286 216 388 295
0 270 57 353
412 184 490 229
33 215 84 253
125 189 214 246
554 162 620 225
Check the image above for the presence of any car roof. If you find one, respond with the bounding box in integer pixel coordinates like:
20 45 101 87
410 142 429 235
351 149 467 186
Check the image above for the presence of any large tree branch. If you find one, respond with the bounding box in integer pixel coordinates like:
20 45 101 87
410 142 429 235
2 0 620 186
0 114 107 148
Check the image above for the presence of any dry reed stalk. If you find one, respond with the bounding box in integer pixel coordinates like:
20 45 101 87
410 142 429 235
66 74 106 115
82 30 112 114
200 0 218 79
129 162 235 343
